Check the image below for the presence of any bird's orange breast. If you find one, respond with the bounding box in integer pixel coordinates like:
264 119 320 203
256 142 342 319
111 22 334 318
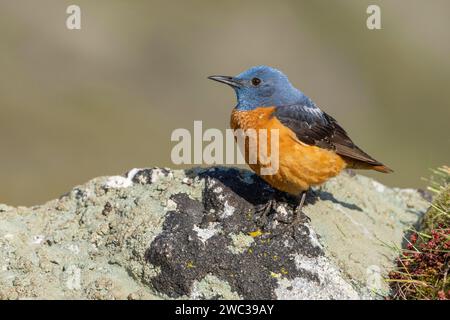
230 107 346 195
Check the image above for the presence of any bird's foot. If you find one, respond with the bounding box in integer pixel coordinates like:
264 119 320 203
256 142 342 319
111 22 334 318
260 191 311 240
254 197 278 229
254 190 291 230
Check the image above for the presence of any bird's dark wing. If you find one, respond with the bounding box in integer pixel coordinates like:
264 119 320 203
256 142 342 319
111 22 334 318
273 104 384 166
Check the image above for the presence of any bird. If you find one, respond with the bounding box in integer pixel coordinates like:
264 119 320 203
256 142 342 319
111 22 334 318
208 66 392 223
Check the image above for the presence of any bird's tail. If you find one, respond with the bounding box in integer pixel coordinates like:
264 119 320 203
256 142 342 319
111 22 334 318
344 158 393 173
372 165 394 173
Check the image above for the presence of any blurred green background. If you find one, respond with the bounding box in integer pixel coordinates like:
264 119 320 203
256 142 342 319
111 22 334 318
0 0 449 206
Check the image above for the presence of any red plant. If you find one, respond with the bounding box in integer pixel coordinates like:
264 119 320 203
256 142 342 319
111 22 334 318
389 228 450 300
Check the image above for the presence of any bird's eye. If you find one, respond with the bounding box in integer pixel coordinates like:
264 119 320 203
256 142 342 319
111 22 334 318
251 78 261 86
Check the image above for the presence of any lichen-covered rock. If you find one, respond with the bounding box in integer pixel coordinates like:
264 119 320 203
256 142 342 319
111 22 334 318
0 167 428 299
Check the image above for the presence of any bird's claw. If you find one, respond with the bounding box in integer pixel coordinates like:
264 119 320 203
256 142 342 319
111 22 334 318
254 191 311 237
254 198 277 229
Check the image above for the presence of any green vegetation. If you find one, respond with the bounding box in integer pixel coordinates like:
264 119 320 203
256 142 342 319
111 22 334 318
389 166 450 300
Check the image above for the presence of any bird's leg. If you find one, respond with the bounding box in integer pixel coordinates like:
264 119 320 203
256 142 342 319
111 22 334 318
255 197 276 217
254 190 311 236
254 189 294 229
292 191 311 225
254 193 278 228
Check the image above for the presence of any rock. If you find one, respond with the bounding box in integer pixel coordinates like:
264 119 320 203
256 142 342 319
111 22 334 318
0 167 428 299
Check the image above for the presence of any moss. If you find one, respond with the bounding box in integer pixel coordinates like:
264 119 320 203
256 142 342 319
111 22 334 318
389 166 450 300
420 166 450 234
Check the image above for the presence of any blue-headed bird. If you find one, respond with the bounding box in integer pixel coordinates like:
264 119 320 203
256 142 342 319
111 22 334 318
209 66 392 223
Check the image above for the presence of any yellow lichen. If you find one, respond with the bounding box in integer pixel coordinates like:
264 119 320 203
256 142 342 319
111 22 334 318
248 229 263 238
270 272 281 278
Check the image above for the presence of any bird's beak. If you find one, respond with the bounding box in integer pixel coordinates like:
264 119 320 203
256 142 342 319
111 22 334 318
208 75 242 88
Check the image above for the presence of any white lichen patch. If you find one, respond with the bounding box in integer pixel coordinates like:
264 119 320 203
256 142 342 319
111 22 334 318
206 179 216 188
227 233 254 254
105 176 133 189
275 204 290 221
191 274 241 300
305 224 322 249
166 199 178 211
220 201 235 219
181 177 192 185
275 254 360 300
104 168 141 189
193 223 221 244
150 168 172 184
276 205 288 216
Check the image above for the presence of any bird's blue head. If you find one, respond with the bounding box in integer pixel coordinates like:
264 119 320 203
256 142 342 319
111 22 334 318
209 66 309 111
